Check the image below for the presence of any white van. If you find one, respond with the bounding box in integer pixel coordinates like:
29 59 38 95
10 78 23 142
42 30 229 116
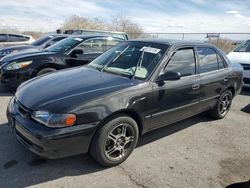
228 40 250 87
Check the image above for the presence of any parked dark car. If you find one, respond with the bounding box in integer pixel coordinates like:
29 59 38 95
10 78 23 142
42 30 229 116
0 34 68 59
6 39 243 166
0 35 123 87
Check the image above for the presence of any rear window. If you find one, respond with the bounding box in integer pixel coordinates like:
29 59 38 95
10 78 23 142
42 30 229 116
32 36 53 46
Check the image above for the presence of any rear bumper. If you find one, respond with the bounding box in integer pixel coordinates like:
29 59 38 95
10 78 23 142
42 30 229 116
7 97 98 159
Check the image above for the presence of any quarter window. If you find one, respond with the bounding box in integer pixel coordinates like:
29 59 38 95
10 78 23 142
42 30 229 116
165 48 196 77
197 47 223 73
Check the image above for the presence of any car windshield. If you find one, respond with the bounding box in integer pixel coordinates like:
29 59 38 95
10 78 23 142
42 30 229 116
32 36 53 46
45 37 84 53
88 41 168 79
234 40 250 52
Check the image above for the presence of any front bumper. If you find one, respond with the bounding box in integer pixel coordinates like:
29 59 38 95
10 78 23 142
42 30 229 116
6 97 98 159
0 68 32 88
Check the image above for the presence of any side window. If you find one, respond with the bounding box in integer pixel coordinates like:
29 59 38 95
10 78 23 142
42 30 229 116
105 39 121 50
197 47 219 73
165 48 196 77
0 34 8 42
78 39 105 54
9 34 28 42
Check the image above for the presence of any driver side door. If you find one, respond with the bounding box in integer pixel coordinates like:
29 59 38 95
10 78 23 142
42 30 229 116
67 38 106 67
150 47 201 129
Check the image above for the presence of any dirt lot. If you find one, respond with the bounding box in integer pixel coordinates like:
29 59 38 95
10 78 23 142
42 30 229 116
0 85 249 188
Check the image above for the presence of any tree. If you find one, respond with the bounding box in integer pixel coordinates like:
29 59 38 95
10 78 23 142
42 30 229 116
110 15 144 39
61 15 108 31
61 15 144 39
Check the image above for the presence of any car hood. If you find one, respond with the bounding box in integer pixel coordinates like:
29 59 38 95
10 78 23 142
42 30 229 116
0 50 58 64
16 67 140 111
227 52 250 64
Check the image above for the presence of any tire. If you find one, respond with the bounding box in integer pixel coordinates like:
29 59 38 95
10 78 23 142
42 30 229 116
36 68 57 76
210 90 233 119
90 115 139 167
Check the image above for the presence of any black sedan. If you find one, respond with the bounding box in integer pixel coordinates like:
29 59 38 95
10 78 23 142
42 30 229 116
7 39 243 166
0 34 68 59
0 35 123 87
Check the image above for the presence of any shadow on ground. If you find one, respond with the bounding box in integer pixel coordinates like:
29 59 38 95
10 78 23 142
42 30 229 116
226 180 250 188
0 84 15 97
0 112 211 187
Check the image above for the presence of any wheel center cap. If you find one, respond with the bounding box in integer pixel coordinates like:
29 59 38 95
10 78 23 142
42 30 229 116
116 137 125 146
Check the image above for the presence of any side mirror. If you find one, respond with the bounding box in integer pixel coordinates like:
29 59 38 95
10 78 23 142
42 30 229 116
44 41 55 48
72 49 84 57
156 71 181 84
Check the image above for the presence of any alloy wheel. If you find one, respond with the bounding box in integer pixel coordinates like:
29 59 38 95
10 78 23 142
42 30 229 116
105 123 135 161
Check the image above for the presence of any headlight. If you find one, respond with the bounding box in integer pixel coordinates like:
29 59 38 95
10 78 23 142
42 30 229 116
4 61 32 70
31 111 76 128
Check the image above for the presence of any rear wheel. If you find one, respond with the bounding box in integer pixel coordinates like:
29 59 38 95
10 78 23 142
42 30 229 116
36 68 56 76
210 90 233 119
90 115 139 167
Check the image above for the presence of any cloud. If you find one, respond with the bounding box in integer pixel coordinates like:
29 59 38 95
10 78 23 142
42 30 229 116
226 10 239 14
234 14 246 19
0 0 250 34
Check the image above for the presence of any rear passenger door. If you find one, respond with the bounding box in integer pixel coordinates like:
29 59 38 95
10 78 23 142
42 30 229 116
197 46 229 111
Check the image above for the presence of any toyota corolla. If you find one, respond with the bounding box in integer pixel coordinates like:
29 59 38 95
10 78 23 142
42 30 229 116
7 39 243 166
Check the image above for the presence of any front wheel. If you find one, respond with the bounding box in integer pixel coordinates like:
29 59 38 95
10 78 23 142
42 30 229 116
210 90 233 119
90 115 139 167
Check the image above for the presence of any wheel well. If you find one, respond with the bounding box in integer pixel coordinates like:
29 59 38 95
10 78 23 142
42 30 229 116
227 86 235 97
33 64 61 77
98 110 144 135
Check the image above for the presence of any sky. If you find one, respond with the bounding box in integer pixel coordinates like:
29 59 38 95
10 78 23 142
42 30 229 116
0 0 250 33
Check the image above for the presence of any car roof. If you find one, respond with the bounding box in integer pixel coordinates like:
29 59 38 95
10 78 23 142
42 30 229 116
129 38 215 47
46 34 69 38
67 35 124 40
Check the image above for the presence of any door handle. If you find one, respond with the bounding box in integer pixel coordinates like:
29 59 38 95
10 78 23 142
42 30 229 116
224 77 229 82
192 84 200 90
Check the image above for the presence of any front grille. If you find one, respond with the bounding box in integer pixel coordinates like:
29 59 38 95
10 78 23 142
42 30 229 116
243 78 250 84
241 64 250 70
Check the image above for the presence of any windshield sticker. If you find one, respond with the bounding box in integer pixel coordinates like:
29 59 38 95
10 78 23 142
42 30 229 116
74 38 83 41
140 47 161 54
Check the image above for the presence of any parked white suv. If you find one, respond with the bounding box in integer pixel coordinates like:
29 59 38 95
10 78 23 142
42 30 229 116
0 34 34 47
228 40 250 87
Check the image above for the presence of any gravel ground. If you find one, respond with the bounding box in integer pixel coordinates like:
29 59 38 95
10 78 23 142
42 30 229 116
0 85 249 188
